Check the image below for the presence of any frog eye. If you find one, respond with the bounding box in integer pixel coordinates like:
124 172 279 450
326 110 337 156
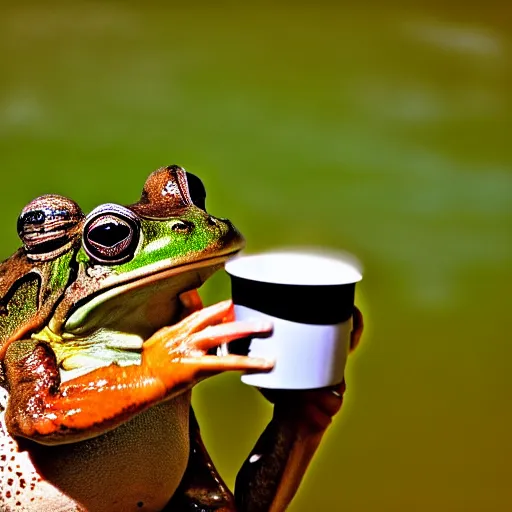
17 195 84 261
185 171 207 211
83 204 140 265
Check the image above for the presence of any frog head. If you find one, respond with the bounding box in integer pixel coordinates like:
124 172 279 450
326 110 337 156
7 165 244 378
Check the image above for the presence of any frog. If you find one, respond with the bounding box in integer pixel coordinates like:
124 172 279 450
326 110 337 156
0 165 364 512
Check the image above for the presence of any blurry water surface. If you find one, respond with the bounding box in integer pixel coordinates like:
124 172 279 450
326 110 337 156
1 2 511 511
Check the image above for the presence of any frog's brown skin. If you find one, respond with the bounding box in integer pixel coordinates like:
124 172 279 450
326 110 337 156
0 166 364 511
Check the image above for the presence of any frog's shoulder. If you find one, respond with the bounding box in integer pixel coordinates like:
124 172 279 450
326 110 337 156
0 249 35 302
0 249 44 348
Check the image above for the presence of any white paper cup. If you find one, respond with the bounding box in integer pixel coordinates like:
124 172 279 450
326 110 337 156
224 250 362 389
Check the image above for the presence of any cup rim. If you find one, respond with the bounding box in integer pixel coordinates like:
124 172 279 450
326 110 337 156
225 249 363 286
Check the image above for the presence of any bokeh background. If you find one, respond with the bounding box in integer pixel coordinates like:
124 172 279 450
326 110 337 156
1 2 511 511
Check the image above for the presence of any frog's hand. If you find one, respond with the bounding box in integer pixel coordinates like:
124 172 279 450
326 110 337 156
234 307 364 512
3 301 272 445
164 407 236 511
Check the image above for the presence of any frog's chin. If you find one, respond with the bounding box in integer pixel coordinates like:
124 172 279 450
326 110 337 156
53 265 220 381
64 259 227 337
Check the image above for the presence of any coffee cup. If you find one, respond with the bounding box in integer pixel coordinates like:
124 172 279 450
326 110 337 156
224 250 362 390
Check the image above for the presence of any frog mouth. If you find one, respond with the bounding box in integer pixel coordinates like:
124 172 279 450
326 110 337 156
63 251 237 336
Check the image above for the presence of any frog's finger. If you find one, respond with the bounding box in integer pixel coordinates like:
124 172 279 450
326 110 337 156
350 306 364 352
144 300 234 349
189 320 273 351
178 299 234 333
182 355 274 373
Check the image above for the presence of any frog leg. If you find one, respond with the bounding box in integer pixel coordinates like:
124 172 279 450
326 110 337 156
164 407 236 511
234 307 364 512
3 300 273 445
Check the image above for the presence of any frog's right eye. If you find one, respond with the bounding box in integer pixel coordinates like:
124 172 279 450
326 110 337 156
17 195 84 261
83 204 140 265
185 172 207 211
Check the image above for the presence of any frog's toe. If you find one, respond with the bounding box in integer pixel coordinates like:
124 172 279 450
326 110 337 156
188 320 273 352
182 354 274 375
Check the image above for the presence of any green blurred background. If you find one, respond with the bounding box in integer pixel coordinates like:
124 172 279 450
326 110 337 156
1 2 511 510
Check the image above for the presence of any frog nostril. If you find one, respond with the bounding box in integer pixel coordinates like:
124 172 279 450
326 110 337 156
171 220 193 233
207 216 219 227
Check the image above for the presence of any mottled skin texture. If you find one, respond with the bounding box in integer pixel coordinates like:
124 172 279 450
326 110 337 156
0 166 364 511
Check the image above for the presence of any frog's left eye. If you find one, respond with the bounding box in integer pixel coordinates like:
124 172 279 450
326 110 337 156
18 194 84 261
83 204 140 265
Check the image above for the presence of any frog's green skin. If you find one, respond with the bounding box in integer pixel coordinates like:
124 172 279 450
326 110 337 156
0 166 362 512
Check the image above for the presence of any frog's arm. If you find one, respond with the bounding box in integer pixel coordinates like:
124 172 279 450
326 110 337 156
165 407 237 511
2 301 272 445
234 307 364 512
232 384 344 512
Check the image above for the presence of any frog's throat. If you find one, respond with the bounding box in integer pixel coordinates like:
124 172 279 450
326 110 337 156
60 253 234 334
36 255 232 382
